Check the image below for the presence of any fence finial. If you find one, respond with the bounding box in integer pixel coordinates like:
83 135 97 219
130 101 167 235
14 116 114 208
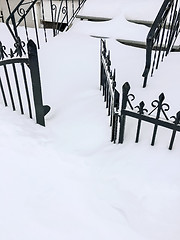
0 41 8 60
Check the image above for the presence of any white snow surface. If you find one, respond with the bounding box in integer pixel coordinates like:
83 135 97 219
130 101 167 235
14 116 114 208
0 1 180 240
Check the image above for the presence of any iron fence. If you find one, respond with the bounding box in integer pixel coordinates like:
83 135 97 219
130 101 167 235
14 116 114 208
142 0 180 87
101 39 180 150
5 0 86 51
0 39 50 126
100 39 120 143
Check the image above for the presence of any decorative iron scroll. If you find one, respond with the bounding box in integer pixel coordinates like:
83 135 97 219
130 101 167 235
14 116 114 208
5 0 87 51
119 82 180 150
142 0 180 87
100 39 180 150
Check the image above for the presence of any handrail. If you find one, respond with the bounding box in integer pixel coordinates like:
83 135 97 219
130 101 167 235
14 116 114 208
5 0 87 50
5 0 39 48
142 0 179 87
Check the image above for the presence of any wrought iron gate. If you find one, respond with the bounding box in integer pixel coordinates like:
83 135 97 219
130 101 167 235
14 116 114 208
0 39 50 126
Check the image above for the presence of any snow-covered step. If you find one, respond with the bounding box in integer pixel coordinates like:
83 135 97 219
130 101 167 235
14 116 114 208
76 14 111 22
90 35 109 39
117 39 146 49
117 38 180 52
126 19 171 29
126 19 153 28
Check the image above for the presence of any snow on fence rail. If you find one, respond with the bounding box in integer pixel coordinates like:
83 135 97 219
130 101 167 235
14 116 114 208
100 39 180 150
0 39 50 126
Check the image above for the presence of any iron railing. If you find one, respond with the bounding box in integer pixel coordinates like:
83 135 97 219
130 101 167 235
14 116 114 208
142 0 180 87
100 39 120 143
0 39 50 126
5 0 86 51
101 39 180 150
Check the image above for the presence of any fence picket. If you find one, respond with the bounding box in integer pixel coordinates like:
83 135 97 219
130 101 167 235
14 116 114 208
21 62 32 119
12 62 24 114
135 101 148 143
0 77 7 106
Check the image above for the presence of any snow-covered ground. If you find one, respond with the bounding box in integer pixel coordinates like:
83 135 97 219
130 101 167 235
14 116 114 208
0 1 180 240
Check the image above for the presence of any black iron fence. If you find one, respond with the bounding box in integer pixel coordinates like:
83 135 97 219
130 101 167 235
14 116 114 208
142 0 180 87
0 39 50 126
101 39 180 150
5 0 86 51
100 39 120 143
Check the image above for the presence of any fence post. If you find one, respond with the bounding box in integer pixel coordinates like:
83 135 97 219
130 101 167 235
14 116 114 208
27 40 50 126
118 82 130 143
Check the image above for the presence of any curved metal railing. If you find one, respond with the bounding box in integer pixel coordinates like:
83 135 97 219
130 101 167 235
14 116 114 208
142 0 180 87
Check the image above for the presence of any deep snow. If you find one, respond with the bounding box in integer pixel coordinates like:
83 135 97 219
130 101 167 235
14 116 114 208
0 1 180 240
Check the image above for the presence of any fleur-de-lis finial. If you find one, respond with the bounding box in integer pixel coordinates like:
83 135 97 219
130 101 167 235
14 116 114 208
135 101 148 115
149 93 169 120
14 37 26 57
0 41 8 60
170 111 180 124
